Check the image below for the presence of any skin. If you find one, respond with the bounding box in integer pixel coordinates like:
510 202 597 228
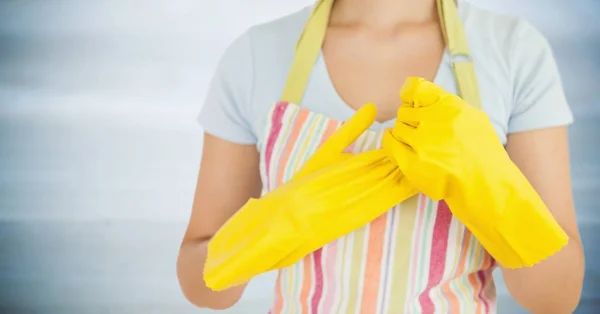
177 0 585 311
177 135 260 309
503 128 584 313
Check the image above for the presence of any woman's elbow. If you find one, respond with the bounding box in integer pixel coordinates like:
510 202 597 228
176 243 244 310
180 288 241 310
177 269 242 310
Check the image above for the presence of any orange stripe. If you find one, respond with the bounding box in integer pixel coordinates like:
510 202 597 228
299 256 314 313
474 248 495 313
359 214 388 314
465 234 496 314
440 279 460 313
468 272 483 313
481 250 494 269
318 121 340 147
273 275 284 313
276 109 309 184
442 230 473 313
469 244 486 313
297 122 337 313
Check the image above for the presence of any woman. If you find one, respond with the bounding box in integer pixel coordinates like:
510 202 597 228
177 0 584 313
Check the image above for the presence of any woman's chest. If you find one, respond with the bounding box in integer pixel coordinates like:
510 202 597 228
321 26 447 123
254 56 512 156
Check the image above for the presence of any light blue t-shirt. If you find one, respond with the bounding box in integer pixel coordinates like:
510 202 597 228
198 3 573 149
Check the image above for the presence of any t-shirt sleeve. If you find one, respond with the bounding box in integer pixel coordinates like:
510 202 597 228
507 21 574 134
197 32 257 144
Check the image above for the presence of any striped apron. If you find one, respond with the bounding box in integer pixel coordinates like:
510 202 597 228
261 0 496 313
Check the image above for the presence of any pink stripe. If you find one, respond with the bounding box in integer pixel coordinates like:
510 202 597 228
476 270 491 313
419 200 452 313
321 241 339 313
264 102 288 190
310 248 324 313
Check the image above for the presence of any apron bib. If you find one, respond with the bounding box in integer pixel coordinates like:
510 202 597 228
260 1 495 313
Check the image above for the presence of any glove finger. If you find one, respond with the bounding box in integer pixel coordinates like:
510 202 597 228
390 120 420 149
319 103 377 155
382 129 417 171
400 77 449 108
395 105 435 126
293 103 376 178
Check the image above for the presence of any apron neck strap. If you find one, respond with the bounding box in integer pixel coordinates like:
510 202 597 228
280 0 481 109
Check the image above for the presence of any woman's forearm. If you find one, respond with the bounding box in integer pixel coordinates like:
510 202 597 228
500 236 585 314
176 239 247 310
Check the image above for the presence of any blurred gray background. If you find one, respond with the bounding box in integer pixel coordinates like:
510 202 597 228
0 0 598 313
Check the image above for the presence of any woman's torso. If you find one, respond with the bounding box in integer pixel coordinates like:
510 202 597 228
261 102 497 314
243 3 525 313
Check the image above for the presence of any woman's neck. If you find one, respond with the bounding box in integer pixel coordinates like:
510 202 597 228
330 0 438 28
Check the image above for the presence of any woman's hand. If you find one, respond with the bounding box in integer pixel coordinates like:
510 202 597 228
177 134 263 309
204 103 380 291
387 77 568 269
388 77 508 200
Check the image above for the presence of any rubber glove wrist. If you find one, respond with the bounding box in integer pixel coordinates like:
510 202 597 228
205 104 421 290
391 77 568 268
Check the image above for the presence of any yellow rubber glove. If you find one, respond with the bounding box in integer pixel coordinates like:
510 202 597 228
387 77 568 268
292 103 377 180
204 104 419 291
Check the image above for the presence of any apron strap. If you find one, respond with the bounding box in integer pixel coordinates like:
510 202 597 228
436 0 481 108
281 0 481 109
280 0 333 106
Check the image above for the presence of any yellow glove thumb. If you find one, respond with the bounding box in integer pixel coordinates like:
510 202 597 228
293 103 377 179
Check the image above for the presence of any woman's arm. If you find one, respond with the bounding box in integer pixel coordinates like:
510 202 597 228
177 133 263 309
502 126 585 313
